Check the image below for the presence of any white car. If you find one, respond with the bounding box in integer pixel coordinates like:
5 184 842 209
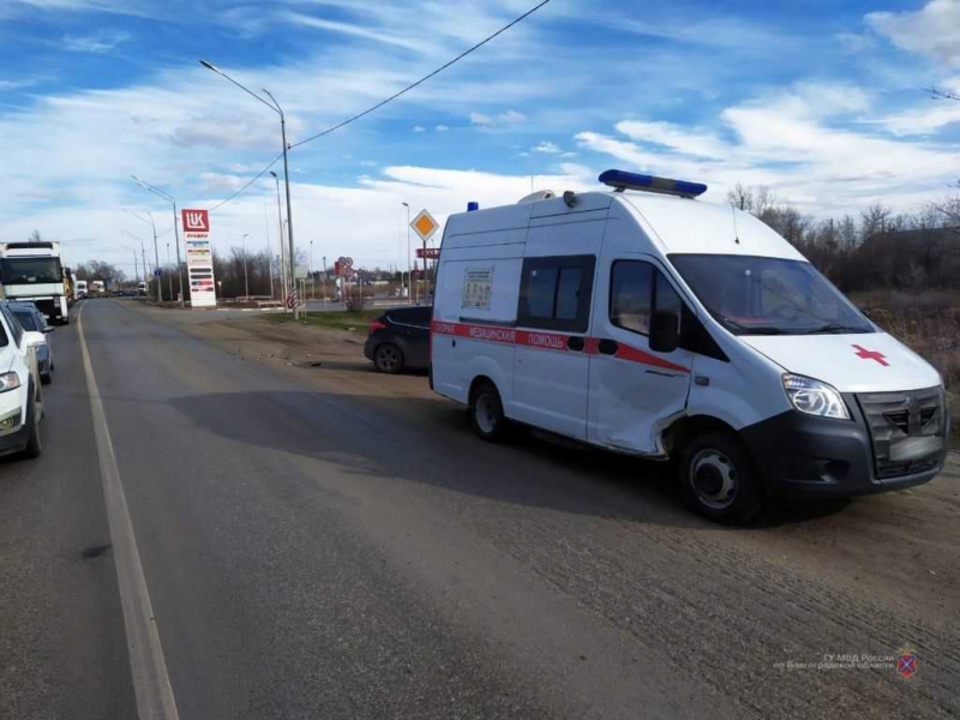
9 303 55 385
0 303 44 459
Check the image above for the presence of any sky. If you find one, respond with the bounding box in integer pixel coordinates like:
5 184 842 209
1 0 959 276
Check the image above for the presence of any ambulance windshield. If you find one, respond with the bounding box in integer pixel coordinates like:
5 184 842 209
669 254 874 336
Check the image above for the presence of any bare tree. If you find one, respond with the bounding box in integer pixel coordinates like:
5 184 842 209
27 230 42 243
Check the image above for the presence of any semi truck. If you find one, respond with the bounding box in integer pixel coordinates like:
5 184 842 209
0 242 70 324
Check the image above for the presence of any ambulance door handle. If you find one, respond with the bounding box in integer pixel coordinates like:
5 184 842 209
567 336 585 352
598 339 618 355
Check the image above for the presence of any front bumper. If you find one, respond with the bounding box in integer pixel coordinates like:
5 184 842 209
741 395 949 498
0 406 28 457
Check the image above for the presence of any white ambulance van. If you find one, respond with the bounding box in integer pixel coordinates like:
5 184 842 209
430 170 950 523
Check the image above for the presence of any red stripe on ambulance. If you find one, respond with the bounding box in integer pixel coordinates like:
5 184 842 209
432 320 689 373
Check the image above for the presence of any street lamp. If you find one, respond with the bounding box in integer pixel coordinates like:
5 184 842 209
201 60 298 318
122 229 149 284
120 243 139 283
401 202 411 304
166 242 173 301
269 171 287 301
132 175 184 306
126 209 161 302
240 233 250 299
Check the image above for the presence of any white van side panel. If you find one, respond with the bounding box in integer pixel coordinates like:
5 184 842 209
432 223 524 405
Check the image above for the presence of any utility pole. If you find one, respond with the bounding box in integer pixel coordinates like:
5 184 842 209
270 171 287 302
166 242 173 301
402 202 411 304
241 233 250 299
264 200 275 300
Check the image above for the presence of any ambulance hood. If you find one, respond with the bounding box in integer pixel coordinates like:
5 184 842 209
739 332 942 394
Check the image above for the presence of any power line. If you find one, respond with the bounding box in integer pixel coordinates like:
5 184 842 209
204 0 553 212
208 152 283 213
290 0 554 150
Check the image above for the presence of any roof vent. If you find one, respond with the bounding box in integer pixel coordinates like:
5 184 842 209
518 190 556 204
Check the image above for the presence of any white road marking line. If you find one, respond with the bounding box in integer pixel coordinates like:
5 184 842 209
77 306 180 720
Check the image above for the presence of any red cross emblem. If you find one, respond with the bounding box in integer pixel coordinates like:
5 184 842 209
853 345 889 367
897 653 917 678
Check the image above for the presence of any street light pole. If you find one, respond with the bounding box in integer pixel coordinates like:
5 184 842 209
127 209 161 302
263 200 275 300
131 175 184 306
166 242 173 301
122 230 148 287
121 243 139 282
270 171 288 303
241 233 250 299
401 202 411 304
200 60 299 319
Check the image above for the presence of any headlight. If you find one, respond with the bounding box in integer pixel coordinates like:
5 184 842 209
782 374 850 420
0 372 20 393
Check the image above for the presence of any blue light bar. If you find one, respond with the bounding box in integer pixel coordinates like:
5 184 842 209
599 169 707 198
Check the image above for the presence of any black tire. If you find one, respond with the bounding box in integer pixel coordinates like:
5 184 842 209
469 380 507 442
21 394 42 460
41 372 52 386
373 343 405 374
679 432 763 525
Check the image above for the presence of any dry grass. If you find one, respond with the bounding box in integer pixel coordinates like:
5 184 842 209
852 290 959 445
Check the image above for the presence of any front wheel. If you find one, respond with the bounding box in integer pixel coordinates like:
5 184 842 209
679 432 763 524
21 394 43 459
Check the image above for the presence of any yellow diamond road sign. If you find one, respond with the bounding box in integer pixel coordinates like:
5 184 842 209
411 209 439 242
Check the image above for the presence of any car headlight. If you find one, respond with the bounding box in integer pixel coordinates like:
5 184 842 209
0 372 21 393
782 374 850 420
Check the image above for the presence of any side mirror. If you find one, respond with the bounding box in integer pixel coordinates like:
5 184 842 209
649 310 681 353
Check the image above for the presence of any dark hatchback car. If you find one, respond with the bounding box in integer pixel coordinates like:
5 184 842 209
364 305 431 373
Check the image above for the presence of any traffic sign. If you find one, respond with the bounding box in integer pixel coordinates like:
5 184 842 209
410 209 439 242
153 268 162 277
416 247 440 260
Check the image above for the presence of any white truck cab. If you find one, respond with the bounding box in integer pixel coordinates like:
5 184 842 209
430 170 950 523
0 303 44 459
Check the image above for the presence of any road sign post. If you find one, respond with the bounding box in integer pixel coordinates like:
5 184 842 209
410 209 438 304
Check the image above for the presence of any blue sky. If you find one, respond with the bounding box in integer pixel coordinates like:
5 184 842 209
1 0 959 273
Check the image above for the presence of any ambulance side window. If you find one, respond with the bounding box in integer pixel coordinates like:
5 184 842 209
610 261 683 336
518 255 595 333
610 261 653 334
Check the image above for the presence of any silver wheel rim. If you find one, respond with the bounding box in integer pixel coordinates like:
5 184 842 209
690 448 737 510
475 393 498 434
377 346 399 370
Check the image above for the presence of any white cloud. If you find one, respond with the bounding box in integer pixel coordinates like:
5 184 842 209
470 109 527 131
533 141 561 153
61 30 130 53
359 160 377 167
577 83 960 217
412 125 426 133
281 11 429 53
866 0 960 66
197 172 248 192
435 124 450 133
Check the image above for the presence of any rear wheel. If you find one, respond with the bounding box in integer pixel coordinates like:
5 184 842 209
469 381 507 442
679 432 762 524
373 343 404 374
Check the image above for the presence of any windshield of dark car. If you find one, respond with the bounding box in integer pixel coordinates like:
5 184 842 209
1 258 64 285
12 310 39 332
669 254 874 336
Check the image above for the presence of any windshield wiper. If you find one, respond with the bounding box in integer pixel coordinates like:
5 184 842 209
721 319 789 335
798 324 871 335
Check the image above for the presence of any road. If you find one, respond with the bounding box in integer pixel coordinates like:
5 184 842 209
1 299 957 720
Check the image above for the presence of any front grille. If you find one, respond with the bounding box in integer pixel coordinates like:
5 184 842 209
857 386 945 479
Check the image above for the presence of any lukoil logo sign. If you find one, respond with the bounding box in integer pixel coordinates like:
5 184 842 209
181 209 210 233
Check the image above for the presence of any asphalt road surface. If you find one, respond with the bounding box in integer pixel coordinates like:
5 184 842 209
1 300 957 720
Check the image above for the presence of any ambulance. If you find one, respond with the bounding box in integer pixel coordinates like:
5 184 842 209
430 170 950 523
